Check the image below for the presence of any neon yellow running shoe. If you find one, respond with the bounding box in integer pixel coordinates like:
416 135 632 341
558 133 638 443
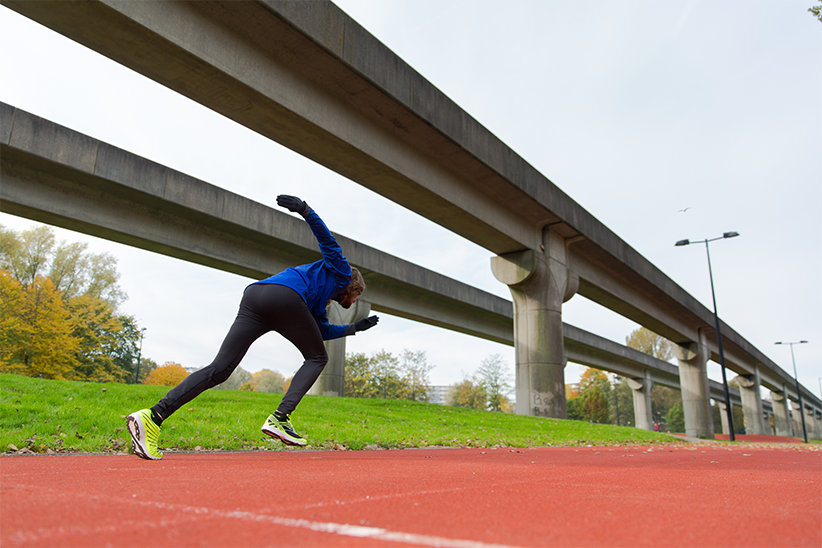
261 413 307 446
127 409 163 460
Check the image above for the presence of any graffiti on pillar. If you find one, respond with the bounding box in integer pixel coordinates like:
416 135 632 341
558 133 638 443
532 392 555 417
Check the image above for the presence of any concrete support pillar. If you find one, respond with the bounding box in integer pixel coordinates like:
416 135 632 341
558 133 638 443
790 401 804 439
491 228 578 418
770 389 793 437
627 371 653 431
308 299 371 397
816 411 822 440
673 330 714 439
804 407 818 440
716 401 730 435
735 369 766 435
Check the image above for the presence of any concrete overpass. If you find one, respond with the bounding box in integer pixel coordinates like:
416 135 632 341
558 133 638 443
1 1 819 438
3 102 818 439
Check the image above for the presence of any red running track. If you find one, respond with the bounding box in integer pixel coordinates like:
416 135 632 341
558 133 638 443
2 446 820 547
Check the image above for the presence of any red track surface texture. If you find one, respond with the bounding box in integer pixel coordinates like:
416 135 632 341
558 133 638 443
2 446 820 547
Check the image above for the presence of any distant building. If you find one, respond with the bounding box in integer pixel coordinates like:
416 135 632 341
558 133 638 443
427 385 452 405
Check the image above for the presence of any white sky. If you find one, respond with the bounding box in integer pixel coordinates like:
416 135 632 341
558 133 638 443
1 1 819 398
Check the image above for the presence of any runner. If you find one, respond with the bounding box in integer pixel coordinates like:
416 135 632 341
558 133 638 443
126 195 379 459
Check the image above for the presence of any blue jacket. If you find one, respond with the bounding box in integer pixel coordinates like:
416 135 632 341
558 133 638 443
252 209 352 340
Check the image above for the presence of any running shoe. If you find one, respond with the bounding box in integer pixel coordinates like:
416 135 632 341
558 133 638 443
127 409 163 460
261 413 307 446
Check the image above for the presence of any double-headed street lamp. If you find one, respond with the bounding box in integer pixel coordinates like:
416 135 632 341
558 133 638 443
675 231 739 441
774 340 809 443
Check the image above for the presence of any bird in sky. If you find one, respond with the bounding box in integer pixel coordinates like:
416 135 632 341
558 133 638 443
678 207 691 213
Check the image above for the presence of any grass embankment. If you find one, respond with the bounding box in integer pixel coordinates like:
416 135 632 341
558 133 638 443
1 373 681 454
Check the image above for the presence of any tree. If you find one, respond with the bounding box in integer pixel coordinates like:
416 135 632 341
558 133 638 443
0 271 24 364
570 368 611 423
449 378 487 409
214 366 251 391
581 385 610 423
475 354 513 412
344 352 380 398
1 224 138 381
372 350 407 400
625 327 673 363
626 327 681 424
399 349 434 402
566 397 583 421
651 385 681 426
64 295 138 382
2 276 78 379
241 369 285 393
143 362 188 386
610 378 635 427
810 5 822 22
666 402 685 433
577 367 611 395
1 224 126 306
343 349 433 401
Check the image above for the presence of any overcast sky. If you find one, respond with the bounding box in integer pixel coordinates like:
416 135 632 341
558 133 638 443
1 1 819 398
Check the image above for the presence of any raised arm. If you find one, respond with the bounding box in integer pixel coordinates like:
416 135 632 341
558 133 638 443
277 195 349 276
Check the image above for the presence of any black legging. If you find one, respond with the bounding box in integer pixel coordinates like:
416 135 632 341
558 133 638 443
152 284 328 421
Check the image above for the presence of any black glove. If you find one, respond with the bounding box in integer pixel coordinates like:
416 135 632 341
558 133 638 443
354 315 379 333
277 195 310 215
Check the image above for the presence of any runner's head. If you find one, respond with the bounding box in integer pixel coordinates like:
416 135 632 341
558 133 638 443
338 267 365 308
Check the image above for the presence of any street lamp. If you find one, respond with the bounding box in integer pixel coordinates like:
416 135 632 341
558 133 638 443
675 231 739 441
774 340 809 443
134 328 146 384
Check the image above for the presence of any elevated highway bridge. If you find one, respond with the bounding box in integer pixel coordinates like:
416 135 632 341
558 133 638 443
1 0 819 438
2 102 815 437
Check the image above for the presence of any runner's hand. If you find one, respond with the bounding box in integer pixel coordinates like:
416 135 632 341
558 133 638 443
354 316 379 332
277 195 310 215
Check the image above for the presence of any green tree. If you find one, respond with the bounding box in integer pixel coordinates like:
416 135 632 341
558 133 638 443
372 350 406 399
399 349 434 402
666 402 686 433
242 369 285 393
610 378 635 426
344 352 380 398
449 378 487 409
1 224 125 306
65 295 138 382
475 354 513 412
570 368 611 423
566 397 583 421
135 357 159 384
581 385 610 423
810 5 822 22
214 366 251 391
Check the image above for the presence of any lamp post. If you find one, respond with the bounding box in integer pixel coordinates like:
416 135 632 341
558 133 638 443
774 340 809 443
613 375 621 426
675 231 739 441
134 328 146 384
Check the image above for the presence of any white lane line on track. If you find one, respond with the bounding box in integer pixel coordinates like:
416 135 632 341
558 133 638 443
143 499 522 548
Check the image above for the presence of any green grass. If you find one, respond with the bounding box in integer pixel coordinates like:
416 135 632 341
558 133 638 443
1 373 683 454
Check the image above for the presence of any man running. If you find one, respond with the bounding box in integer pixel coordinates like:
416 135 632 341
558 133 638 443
126 195 379 459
